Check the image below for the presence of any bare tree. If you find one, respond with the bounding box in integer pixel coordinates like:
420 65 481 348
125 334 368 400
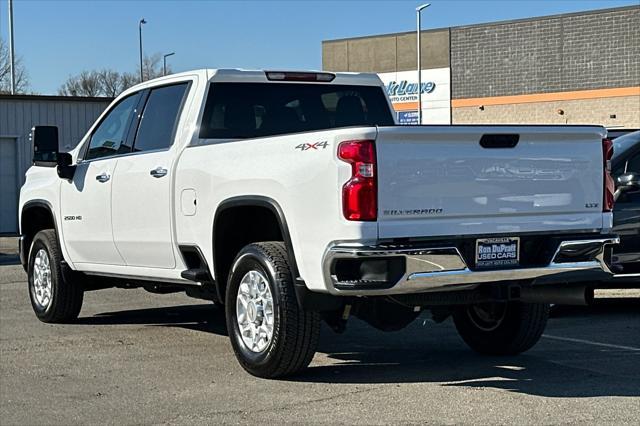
57 78 80 96
142 53 167 81
0 37 30 94
58 70 102 97
120 72 138 91
56 52 169 97
78 70 102 96
98 69 122 97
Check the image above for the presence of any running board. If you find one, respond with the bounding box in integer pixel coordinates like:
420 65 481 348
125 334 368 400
178 245 215 286
181 268 213 284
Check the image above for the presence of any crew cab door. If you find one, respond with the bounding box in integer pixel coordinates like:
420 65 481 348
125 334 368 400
60 91 142 265
111 83 190 269
613 146 640 268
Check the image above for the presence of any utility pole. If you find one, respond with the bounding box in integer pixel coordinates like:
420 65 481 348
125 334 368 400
8 0 16 94
139 18 147 82
416 3 430 125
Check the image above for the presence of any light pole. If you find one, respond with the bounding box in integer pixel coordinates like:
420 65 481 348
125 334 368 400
139 18 147 82
8 0 16 94
416 3 430 125
163 52 175 76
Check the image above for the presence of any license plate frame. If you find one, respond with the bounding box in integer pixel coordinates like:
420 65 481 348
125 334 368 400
475 237 520 269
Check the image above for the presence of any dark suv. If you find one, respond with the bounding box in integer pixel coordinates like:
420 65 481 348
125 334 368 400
610 130 640 281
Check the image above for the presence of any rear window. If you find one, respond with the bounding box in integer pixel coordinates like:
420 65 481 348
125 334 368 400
199 82 394 139
134 83 188 152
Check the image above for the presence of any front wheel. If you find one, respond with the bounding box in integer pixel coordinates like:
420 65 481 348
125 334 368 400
28 230 84 323
453 301 549 355
225 242 320 378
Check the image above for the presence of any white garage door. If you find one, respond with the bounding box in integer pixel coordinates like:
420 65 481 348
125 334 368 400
0 137 19 234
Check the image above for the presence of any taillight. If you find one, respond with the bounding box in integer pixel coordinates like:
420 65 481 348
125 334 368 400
602 138 614 212
338 140 377 221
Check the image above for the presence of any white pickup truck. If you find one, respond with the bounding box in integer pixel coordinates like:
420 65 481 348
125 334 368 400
20 69 618 378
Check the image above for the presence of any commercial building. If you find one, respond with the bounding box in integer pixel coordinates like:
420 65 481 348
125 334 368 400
322 5 639 128
0 95 111 234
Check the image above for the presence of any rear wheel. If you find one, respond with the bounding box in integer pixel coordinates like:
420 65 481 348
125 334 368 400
225 242 320 378
453 301 549 355
28 230 84 323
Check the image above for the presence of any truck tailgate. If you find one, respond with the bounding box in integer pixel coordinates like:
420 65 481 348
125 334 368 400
375 125 607 239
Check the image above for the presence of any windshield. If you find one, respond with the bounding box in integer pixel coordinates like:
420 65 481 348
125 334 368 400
199 83 394 139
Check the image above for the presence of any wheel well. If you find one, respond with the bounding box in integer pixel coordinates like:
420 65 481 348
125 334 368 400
21 205 56 258
213 205 284 298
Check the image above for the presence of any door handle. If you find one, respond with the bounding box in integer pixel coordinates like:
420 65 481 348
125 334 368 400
150 167 168 178
95 173 110 183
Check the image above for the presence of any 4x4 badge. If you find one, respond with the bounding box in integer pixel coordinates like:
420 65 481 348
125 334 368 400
295 141 329 151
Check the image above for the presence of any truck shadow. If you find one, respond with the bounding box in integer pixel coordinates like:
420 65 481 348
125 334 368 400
75 303 229 336
294 301 640 398
296 347 640 398
74 299 639 398
0 254 20 266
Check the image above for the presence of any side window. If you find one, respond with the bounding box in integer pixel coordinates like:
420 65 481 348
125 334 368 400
85 93 140 160
625 152 639 173
133 83 188 152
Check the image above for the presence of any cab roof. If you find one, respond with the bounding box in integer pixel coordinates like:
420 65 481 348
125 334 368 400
207 69 384 86
117 69 384 102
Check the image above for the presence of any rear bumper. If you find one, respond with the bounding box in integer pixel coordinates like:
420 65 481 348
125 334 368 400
323 236 619 296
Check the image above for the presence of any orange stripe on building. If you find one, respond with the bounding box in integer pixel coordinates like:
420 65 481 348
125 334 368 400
392 102 420 111
451 86 640 108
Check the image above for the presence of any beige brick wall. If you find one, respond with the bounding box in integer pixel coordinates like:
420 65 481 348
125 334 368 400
322 29 450 73
452 96 640 128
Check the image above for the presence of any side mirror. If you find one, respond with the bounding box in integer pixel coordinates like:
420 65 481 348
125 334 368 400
31 126 59 166
56 152 76 180
614 172 639 201
616 172 639 189
31 125 76 179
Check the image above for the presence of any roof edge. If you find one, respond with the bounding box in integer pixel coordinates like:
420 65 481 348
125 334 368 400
322 4 639 43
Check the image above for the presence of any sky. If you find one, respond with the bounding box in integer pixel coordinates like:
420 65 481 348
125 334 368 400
1 0 638 95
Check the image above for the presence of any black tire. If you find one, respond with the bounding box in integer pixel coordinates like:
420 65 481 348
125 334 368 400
225 242 320 378
453 301 549 355
27 229 84 323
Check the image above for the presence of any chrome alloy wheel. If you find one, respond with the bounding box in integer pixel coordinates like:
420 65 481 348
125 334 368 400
236 270 274 353
32 249 53 309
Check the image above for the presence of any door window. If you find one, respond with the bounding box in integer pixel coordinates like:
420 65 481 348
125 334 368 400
85 93 141 160
133 83 189 152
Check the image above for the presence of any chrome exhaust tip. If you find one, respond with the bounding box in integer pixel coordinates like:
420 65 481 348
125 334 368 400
519 285 593 306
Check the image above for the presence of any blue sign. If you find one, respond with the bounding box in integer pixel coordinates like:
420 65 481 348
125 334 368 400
397 111 419 125
386 80 435 96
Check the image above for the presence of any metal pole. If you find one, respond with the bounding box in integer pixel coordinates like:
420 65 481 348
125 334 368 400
139 18 146 82
8 0 16 94
416 4 430 125
163 52 175 76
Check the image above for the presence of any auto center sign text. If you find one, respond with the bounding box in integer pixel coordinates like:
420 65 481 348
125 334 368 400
378 68 451 125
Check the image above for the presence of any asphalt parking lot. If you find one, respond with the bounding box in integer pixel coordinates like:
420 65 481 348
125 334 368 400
1 256 639 424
